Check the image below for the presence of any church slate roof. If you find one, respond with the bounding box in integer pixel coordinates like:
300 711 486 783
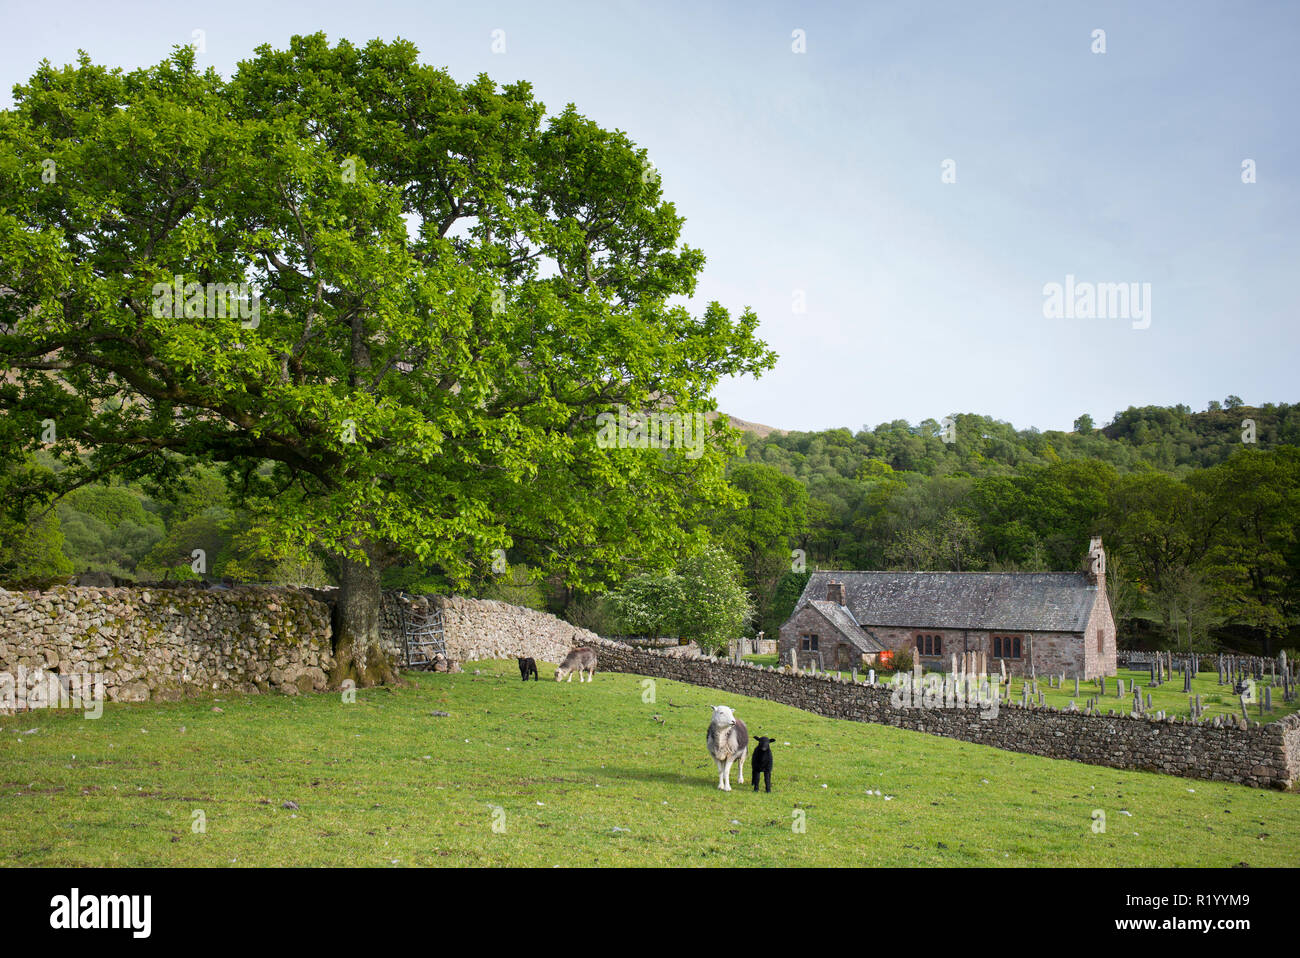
805 600 885 653
794 571 1099 634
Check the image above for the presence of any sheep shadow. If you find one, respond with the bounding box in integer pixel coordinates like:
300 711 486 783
579 765 736 791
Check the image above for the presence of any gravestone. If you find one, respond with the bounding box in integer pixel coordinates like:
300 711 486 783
1074 677 1080 697
868 668 875 685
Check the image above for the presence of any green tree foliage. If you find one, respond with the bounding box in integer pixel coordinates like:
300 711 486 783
674 543 754 654
139 510 232 580
0 37 773 685
0 456 73 585
607 542 751 653
56 484 165 577
762 569 810 638
608 571 684 638
710 461 807 630
1189 448 1300 653
477 562 548 612
562 592 621 636
739 405 1299 654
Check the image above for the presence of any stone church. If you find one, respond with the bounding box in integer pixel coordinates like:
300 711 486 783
778 538 1116 679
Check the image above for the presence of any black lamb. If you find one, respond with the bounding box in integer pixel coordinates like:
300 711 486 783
751 736 775 792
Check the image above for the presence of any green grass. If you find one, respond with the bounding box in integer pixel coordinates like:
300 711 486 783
1003 668 1298 723
2 659 1297 867
741 657 1298 723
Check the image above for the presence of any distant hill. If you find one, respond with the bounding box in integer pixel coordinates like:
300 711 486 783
710 411 784 439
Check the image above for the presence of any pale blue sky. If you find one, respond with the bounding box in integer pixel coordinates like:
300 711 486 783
2 0 1295 432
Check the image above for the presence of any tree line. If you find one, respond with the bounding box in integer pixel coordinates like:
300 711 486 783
725 402 1299 655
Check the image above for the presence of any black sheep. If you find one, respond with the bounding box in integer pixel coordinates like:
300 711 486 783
517 656 539 681
751 736 775 792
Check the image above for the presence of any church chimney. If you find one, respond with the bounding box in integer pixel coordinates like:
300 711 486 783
1086 536 1106 585
826 581 846 606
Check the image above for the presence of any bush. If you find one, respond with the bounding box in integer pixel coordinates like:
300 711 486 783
564 593 620 636
477 563 548 611
891 647 914 674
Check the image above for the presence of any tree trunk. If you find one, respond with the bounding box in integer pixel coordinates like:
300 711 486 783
329 542 401 688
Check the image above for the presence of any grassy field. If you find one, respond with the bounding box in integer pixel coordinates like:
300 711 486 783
1015 668 1297 723
2 659 1297 867
746 656 1297 723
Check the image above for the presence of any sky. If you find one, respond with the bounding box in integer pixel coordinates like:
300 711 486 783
2 0 1296 433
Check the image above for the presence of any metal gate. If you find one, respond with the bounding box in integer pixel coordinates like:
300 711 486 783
398 595 446 669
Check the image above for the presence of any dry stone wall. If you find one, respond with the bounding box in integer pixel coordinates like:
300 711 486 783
0 585 333 709
434 595 601 664
404 598 1297 788
589 640 1298 790
5 583 1297 790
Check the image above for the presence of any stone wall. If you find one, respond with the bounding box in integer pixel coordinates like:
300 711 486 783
5 583 1295 790
0 585 333 709
433 595 602 664
588 639 1297 789
387 597 1292 789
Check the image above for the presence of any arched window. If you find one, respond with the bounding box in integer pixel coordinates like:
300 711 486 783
915 633 943 656
992 634 1022 659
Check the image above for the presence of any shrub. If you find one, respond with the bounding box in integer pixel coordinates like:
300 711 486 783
477 563 548 611
564 593 620 636
891 647 914 674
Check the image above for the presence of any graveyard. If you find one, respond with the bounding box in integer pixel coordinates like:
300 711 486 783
1016 656 1300 724
2 660 1297 868
747 654 1300 724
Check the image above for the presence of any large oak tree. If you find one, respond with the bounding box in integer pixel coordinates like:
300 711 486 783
0 36 774 684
